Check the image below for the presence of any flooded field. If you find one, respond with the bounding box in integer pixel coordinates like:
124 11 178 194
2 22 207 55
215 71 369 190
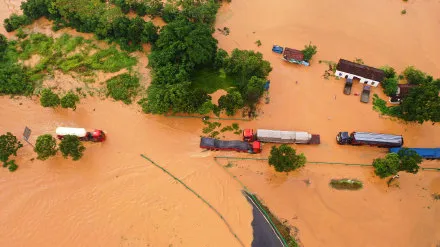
1 0 440 246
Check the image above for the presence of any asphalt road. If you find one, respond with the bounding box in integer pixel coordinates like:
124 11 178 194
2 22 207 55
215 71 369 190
244 192 284 247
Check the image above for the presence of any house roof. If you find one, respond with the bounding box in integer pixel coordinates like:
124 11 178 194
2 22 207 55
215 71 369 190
336 59 385 82
283 48 304 61
397 84 417 97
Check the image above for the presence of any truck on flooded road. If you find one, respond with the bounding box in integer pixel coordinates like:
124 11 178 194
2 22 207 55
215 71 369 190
336 131 403 148
389 147 440 160
200 137 262 154
243 129 320 144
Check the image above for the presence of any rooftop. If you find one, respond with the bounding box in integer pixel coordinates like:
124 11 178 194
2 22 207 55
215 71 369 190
283 48 304 61
336 59 385 82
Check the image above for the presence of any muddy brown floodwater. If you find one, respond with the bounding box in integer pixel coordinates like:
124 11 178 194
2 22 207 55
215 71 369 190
1 0 440 247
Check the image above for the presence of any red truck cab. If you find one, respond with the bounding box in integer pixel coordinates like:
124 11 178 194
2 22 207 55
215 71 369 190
243 129 255 142
90 130 106 142
252 141 262 153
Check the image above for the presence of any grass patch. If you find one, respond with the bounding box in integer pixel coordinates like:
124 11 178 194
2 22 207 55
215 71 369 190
330 179 363 190
224 162 235 168
191 68 235 94
248 193 299 247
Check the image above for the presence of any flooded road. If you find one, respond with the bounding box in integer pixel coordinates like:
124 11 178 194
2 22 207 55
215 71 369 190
1 0 440 246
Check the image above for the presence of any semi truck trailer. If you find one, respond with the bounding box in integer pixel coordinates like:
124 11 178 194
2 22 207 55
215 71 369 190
243 129 320 144
56 127 106 142
389 147 440 159
336 131 403 147
200 137 261 154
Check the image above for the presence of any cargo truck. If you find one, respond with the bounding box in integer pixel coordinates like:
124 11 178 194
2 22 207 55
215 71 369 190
200 137 261 154
243 129 320 144
336 131 403 147
389 147 440 160
56 127 106 142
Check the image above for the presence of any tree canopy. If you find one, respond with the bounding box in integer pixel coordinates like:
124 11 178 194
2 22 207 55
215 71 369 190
268 144 307 173
40 88 60 108
224 49 271 86
0 132 23 163
34 134 58 160
399 80 440 123
60 92 80 110
301 42 317 62
403 66 428 85
372 149 423 178
106 73 140 104
59 135 86 161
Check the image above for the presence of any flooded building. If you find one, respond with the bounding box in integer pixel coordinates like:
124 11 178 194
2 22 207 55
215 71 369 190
282 47 309 66
389 84 417 104
335 59 385 87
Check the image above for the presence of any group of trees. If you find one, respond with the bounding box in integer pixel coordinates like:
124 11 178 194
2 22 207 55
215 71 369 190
40 89 80 110
34 134 85 161
302 42 318 62
268 144 307 173
375 65 440 124
0 132 23 172
0 34 34 95
4 0 159 51
372 148 422 178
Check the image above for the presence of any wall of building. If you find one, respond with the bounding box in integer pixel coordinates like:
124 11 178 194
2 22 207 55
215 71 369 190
335 70 380 87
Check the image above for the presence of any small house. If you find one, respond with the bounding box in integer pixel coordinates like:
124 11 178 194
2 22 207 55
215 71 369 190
282 47 309 66
389 84 417 104
335 59 385 87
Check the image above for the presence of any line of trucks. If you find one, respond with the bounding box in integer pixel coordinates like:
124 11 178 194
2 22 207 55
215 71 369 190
200 129 440 159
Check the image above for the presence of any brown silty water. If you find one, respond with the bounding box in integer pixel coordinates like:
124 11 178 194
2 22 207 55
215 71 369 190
1 0 440 247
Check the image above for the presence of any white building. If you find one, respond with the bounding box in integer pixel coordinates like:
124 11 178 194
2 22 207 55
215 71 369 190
335 59 385 87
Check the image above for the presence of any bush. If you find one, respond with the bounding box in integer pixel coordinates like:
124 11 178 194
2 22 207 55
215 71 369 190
60 92 80 110
381 66 396 79
382 77 398 96
0 64 34 95
40 88 60 107
218 90 244 116
3 14 31 32
268 144 306 173
330 179 363 190
34 134 58 160
302 42 318 62
0 132 23 163
106 73 140 104
59 135 85 161
4 160 18 172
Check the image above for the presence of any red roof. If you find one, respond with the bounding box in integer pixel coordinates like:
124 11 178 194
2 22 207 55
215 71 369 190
283 48 304 61
336 59 385 82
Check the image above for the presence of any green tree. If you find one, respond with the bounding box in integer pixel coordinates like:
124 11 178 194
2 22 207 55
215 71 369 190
34 134 58 160
181 0 220 24
245 76 266 105
5 160 18 172
218 90 244 116
214 48 228 69
3 14 31 32
0 132 23 164
268 144 307 173
59 135 85 161
40 88 60 107
381 66 396 79
399 81 440 123
0 34 7 59
373 153 400 178
397 148 422 174
60 92 80 110
21 0 50 20
301 42 317 62
403 66 427 85
224 49 272 86
0 64 34 95
382 77 398 96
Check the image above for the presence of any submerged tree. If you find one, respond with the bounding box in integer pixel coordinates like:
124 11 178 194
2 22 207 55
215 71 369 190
0 132 23 164
60 92 80 110
40 88 60 108
302 42 318 62
34 134 58 160
268 144 307 173
59 135 85 161
373 149 423 178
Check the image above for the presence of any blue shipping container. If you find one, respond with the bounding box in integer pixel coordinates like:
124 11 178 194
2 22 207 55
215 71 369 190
389 147 440 159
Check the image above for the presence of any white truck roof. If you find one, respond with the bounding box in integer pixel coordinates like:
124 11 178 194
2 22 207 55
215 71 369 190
56 127 87 137
256 129 311 142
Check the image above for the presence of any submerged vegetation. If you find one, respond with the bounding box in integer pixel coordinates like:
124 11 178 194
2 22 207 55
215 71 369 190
106 73 140 104
0 132 23 172
373 66 440 124
372 148 422 178
268 144 307 173
330 179 363 190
